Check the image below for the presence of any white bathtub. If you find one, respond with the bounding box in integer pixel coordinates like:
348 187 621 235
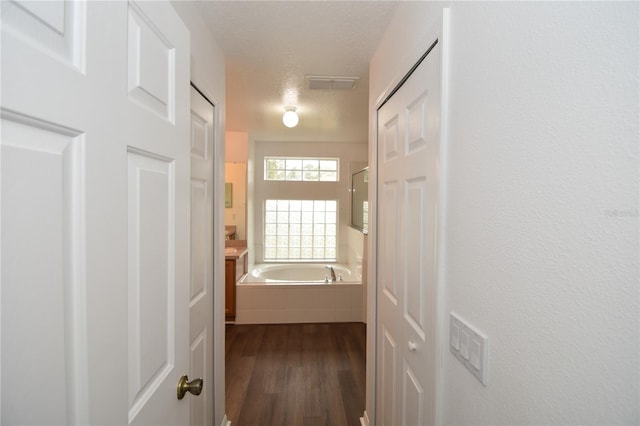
242 263 359 283
236 263 363 324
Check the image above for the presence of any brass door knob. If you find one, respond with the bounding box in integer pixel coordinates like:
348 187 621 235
177 375 203 400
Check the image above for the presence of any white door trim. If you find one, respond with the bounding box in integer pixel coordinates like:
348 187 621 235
366 9 450 425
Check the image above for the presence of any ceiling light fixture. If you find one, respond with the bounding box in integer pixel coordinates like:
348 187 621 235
282 106 299 128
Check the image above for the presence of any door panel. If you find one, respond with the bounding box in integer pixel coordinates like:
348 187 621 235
1 0 85 71
405 177 427 339
403 365 424 426
383 114 400 161
1 116 87 425
406 91 429 153
1 1 190 424
381 327 398 425
127 1 175 121
376 39 441 425
126 149 175 422
189 331 207 425
381 181 399 303
191 178 208 302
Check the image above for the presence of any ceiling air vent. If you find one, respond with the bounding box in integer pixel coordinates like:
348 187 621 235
306 75 359 90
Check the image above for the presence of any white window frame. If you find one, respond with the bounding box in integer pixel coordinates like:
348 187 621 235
264 156 340 182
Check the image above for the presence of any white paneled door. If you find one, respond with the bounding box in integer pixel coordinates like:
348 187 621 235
376 38 442 425
1 1 192 424
189 86 215 426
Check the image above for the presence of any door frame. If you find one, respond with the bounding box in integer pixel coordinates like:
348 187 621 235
366 9 450 425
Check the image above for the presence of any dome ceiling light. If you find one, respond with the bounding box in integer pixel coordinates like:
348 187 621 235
282 106 299 128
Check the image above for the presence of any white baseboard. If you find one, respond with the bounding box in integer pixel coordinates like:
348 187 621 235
221 414 231 426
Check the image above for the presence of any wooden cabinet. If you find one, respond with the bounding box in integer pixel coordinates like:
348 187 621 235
225 242 247 322
225 260 236 321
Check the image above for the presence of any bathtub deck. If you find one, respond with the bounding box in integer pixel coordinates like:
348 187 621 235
225 322 366 426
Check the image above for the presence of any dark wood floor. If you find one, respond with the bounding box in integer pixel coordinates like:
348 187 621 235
225 322 366 426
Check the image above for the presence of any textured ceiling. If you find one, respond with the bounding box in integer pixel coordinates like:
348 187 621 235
195 1 398 142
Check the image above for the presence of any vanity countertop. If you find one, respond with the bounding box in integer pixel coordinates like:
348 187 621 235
224 246 248 260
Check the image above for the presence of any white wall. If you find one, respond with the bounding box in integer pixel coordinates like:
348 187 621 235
346 227 367 323
346 226 365 278
225 131 249 240
225 163 247 239
170 2 227 425
226 131 249 162
370 2 639 424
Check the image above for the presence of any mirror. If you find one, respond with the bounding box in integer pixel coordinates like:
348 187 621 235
351 167 368 233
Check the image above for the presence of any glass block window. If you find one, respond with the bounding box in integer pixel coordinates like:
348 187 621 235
264 157 339 182
264 199 337 261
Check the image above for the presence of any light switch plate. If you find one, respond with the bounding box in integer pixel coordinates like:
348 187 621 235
450 312 488 385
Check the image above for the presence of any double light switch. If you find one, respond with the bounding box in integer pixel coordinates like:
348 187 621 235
450 312 488 385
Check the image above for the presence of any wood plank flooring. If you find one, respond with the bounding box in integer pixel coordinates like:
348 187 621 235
225 323 366 426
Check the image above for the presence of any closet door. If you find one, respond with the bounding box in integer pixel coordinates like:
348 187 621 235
189 85 216 426
376 38 442 425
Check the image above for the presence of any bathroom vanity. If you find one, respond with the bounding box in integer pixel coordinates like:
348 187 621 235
224 240 247 322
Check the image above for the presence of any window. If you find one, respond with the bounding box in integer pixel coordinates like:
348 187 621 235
264 157 339 182
264 199 337 261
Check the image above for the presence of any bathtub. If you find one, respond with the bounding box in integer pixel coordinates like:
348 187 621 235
244 263 359 283
235 263 363 324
